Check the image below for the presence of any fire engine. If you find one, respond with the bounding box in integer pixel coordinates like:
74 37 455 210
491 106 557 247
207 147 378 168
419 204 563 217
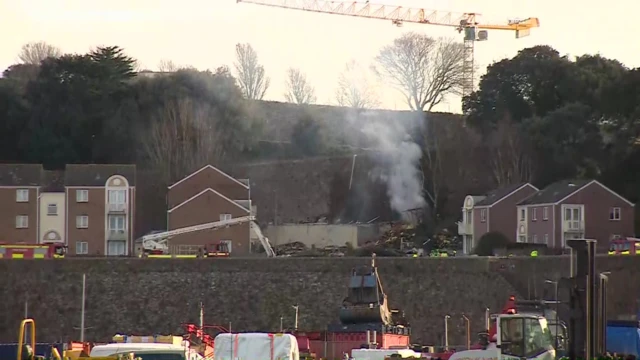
0 242 67 259
608 237 640 255
138 215 276 258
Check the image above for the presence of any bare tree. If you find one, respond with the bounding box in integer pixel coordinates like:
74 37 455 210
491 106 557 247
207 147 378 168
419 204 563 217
335 60 380 109
488 116 534 186
158 59 180 72
234 43 270 100
141 97 223 185
17 42 62 65
284 67 316 105
373 33 464 111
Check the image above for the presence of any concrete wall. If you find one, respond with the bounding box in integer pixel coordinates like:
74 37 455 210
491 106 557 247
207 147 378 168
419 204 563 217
265 224 379 248
38 193 65 243
0 256 637 348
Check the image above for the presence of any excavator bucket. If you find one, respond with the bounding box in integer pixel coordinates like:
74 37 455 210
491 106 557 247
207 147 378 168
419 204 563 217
338 257 392 325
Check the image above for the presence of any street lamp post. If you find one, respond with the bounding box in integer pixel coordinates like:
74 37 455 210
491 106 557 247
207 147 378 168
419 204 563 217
545 279 559 349
462 315 470 349
444 315 451 351
292 305 299 331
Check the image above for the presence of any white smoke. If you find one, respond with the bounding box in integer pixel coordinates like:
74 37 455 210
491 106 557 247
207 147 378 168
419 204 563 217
359 112 426 214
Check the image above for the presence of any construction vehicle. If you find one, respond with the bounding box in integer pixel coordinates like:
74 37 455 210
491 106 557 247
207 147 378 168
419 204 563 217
0 243 67 259
237 0 539 100
608 236 640 255
139 215 276 258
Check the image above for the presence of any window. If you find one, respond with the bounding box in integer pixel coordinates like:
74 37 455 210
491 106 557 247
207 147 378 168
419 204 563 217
500 317 553 359
220 240 232 253
532 208 537 221
480 209 487 222
76 215 89 229
519 208 526 221
108 189 126 204
76 241 88 255
107 241 126 256
16 189 29 202
15 215 28 228
219 213 232 221
76 189 89 202
533 234 538 243
610 207 621 221
544 234 549 245
465 210 472 224
47 204 58 216
518 235 527 243
108 215 126 231
542 207 548 221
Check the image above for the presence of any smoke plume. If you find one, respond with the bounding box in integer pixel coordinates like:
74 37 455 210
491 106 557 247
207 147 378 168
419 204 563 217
359 112 426 215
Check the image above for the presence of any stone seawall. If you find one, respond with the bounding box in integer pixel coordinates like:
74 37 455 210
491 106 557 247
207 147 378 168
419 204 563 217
0 256 636 347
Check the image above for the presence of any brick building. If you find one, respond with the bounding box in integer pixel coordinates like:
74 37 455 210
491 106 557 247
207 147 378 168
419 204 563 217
166 165 252 255
0 164 136 256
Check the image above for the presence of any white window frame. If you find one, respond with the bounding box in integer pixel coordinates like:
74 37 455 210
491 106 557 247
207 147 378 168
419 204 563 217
518 235 527 243
76 215 89 229
532 208 537 221
533 234 538 243
76 189 89 202
544 234 549 245
16 189 29 202
108 215 126 231
76 241 88 255
543 207 548 221
480 209 487 222
519 208 526 221
219 213 232 221
610 207 621 221
47 204 58 216
108 189 126 204
16 215 29 228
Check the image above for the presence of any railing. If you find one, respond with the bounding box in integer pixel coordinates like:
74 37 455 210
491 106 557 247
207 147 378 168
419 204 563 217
563 220 584 232
108 229 127 240
108 203 126 212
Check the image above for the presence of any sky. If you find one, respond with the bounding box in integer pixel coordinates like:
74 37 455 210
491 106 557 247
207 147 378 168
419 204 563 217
1 0 637 113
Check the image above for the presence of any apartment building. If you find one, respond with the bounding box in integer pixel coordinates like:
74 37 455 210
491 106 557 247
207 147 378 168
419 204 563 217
516 179 634 252
0 164 136 256
458 183 538 254
166 165 252 255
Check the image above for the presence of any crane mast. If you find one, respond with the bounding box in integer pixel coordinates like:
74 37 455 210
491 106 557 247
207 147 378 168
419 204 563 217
237 0 539 102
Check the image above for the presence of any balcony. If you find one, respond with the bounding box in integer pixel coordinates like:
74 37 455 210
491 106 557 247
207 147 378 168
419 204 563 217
108 229 127 241
563 220 585 232
457 221 472 235
108 203 126 213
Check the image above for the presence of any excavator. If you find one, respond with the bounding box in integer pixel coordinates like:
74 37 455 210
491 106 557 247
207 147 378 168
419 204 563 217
15 319 136 360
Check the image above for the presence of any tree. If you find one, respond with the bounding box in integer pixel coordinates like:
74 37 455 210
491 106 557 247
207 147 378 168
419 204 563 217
141 97 222 184
474 232 510 256
373 33 464 111
17 41 62 65
487 115 534 186
158 59 180 72
234 43 270 100
290 112 324 156
335 60 380 109
284 67 316 105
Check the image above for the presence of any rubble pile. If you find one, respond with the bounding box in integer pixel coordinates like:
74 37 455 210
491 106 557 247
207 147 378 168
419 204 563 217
274 242 348 257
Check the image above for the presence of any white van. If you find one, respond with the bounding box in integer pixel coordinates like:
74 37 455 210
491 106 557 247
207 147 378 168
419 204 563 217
90 343 204 360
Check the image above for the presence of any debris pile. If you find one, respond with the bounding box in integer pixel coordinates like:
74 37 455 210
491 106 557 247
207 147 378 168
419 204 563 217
273 242 348 257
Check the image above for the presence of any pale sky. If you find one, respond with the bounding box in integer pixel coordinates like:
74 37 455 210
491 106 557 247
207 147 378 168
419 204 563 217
1 0 636 113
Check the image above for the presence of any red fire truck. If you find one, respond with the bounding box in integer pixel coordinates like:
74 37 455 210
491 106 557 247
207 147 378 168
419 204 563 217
0 243 67 259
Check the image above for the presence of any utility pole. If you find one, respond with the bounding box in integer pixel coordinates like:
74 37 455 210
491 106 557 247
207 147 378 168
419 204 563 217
462 315 470 349
80 273 86 342
444 315 450 351
292 305 299 330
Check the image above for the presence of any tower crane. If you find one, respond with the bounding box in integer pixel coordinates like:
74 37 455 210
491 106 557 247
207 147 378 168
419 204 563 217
237 0 539 100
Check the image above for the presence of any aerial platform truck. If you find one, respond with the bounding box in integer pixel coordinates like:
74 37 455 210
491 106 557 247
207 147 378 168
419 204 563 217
139 215 276 258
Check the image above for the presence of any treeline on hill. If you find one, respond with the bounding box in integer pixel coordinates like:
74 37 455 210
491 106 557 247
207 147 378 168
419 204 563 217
0 43 639 235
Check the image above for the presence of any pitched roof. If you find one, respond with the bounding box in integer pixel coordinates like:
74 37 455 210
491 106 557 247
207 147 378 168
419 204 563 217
0 164 43 186
475 183 531 207
168 188 250 213
41 170 65 192
64 164 136 186
517 179 592 205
